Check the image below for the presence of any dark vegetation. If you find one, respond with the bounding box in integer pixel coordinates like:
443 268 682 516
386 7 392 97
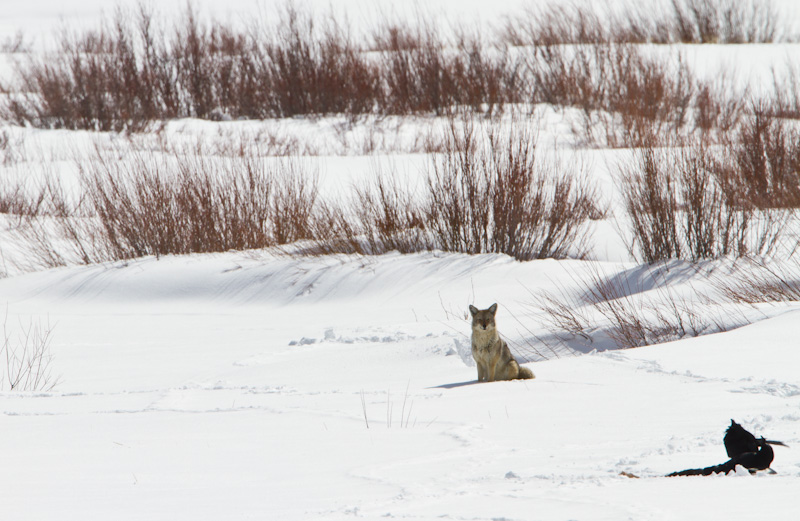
529 261 750 351
4 118 599 267
0 0 792 132
619 134 794 264
0 4 521 131
502 0 786 46
0 0 799 269
310 118 599 259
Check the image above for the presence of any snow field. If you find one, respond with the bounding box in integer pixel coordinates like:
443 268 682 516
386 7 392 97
1 250 799 520
2 1 800 520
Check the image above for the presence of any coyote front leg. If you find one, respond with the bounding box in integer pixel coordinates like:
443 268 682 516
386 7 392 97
476 361 487 382
487 358 498 382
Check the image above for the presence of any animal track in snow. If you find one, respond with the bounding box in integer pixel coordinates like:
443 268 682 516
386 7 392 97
288 328 458 349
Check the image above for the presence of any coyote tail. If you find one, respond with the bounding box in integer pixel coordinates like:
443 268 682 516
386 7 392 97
518 366 535 380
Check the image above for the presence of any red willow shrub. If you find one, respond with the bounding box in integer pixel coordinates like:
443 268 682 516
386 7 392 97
620 132 792 264
1 4 522 130
3 2 784 134
422 118 600 260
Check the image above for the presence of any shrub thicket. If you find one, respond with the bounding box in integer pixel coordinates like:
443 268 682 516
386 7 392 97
1 1 790 132
620 132 793 263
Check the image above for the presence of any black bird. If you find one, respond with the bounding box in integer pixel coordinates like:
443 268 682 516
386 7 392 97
724 419 759 458
668 420 788 477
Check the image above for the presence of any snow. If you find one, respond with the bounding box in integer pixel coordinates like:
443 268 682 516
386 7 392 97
2 1 800 520
2 251 799 520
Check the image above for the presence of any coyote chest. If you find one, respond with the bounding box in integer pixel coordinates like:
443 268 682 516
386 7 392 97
471 327 501 359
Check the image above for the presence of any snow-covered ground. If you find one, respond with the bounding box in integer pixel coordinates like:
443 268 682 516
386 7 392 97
2 1 800 520
2 251 799 520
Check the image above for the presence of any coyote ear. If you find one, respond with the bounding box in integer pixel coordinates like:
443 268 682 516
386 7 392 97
488 303 497 314
469 305 478 316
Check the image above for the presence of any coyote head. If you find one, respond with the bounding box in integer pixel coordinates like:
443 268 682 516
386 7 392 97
469 303 498 332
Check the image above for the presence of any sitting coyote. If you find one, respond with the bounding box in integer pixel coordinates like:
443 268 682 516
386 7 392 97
469 303 535 382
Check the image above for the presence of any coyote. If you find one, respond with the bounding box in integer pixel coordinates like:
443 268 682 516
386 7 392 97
469 303 535 382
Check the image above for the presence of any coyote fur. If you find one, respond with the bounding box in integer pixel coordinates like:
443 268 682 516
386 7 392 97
469 303 535 382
